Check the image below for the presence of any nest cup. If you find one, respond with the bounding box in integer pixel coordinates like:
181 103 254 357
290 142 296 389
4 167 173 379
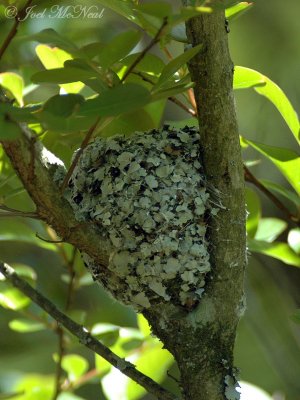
67 125 213 310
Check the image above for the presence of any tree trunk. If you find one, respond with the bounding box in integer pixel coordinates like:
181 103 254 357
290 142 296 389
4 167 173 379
144 6 246 400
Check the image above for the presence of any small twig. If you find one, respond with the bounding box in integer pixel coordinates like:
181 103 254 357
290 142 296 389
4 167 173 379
0 0 33 61
121 17 168 83
60 115 116 193
53 247 77 399
244 165 299 225
65 248 77 311
52 325 65 400
134 72 196 117
60 117 100 193
63 368 101 390
0 262 177 400
0 204 39 219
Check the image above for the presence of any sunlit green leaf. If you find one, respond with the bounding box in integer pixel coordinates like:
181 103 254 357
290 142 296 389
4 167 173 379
288 228 300 254
245 139 300 195
9 319 45 333
255 218 287 243
225 2 253 20
35 45 84 93
57 393 85 400
0 73 24 106
27 29 78 53
11 264 37 281
234 66 265 89
137 314 151 337
13 374 54 400
235 67 300 143
154 44 202 90
0 285 30 310
61 354 89 382
98 30 142 70
126 344 173 400
245 188 261 238
248 239 300 267
79 83 151 117
91 323 120 346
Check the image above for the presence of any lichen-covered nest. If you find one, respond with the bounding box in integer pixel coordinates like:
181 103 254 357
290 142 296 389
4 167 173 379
67 125 215 310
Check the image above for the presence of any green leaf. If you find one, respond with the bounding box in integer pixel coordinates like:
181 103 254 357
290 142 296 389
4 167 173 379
61 354 89 382
35 112 96 133
248 239 300 267
234 66 265 89
0 285 30 310
126 344 173 400
255 218 287 243
101 341 173 400
288 228 300 254
79 83 151 117
100 109 155 137
31 67 95 85
225 2 253 20
57 393 85 400
0 73 24 106
26 28 78 53
98 30 142 70
152 82 194 100
260 179 300 208
245 188 261 238
13 374 54 400
121 53 165 77
91 323 120 346
245 139 300 195
154 44 202 90
9 319 45 333
235 67 300 143
35 45 84 94
136 2 172 19
137 314 151 337
41 94 85 117
95 0 137 24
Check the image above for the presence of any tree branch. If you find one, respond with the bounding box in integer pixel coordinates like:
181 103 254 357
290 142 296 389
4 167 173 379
1 124 110 270
0 262 177 400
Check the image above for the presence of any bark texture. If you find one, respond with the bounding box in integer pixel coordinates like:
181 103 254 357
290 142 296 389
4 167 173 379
145 5 246 400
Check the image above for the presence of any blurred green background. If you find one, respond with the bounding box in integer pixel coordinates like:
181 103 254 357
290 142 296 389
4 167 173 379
0 0 299 399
